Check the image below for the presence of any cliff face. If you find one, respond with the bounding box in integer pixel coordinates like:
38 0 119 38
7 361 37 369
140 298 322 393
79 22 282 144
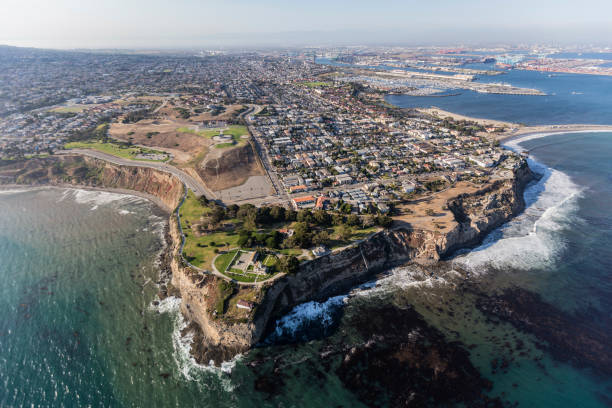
167 214 258 364
251 161 535 344
0 155 183 211
1 154 535 365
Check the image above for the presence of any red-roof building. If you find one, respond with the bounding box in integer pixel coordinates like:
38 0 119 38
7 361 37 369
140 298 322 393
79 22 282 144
292 195 316 210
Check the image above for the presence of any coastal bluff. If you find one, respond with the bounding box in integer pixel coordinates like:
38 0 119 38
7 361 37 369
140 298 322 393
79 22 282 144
168 159 535 364
0 154 183 211
0 155 534 365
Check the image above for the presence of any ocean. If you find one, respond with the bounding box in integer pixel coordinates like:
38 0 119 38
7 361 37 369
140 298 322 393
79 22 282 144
1 73 612 406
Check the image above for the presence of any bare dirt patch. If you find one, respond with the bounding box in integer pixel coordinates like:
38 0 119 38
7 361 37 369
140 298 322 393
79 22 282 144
198 143 265 191
394 181 484 232
110 119 211 164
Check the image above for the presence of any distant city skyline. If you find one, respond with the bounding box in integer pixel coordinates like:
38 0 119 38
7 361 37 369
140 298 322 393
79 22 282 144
2 0 612 49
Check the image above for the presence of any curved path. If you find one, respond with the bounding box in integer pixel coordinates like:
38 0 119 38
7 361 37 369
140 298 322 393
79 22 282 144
59 149 217 200
210 250 286 287
61 147 286 286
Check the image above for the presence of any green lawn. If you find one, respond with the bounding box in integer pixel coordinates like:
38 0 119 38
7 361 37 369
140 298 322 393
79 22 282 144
226 271 274 283
177 125 249 141
214 142 235 149
262 255 278 267
179 191 241 270
329 225 380 249
214 250 238 273
278 248 303 256
64 141 168 162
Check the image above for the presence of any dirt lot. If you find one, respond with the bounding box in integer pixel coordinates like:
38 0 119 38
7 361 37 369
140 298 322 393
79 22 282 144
199 143 265 191
110 119 210 164
394 181 484 232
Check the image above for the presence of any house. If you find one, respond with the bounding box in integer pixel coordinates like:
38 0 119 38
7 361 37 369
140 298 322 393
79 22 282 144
278 228 294 237
402 181 416 193
335 174 353 185
237 300 255 311
289 184 308 194
315 196 329 209
292 195 316 210
312 246 330 257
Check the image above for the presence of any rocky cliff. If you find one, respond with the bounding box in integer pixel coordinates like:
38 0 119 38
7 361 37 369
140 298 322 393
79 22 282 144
0 155 183 211
173 160 535 363
1 155 535 365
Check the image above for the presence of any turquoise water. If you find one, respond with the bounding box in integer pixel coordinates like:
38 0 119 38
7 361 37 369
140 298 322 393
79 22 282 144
0 188 363 407
3 133 610 407
0 188 242 407
2 67 612 405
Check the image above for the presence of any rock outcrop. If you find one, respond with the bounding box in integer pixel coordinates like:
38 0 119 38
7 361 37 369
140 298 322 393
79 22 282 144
0 155 183 211
172 160 535 362
1 155 535 365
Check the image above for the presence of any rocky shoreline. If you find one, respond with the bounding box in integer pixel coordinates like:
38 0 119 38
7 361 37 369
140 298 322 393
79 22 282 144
0 154 536 368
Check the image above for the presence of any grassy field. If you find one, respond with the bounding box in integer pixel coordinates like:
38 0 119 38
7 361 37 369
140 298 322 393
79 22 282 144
278 248 303 256
214 249 238 273
177 125 249 141
225 271 272 283
179 191 241 270
179 191 291 281
214 142 235 149
262 254 278 267
64 141 168 162
328 225 380 249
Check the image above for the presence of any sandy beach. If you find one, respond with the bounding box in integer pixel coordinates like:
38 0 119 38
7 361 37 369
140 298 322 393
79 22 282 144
418 106 612 141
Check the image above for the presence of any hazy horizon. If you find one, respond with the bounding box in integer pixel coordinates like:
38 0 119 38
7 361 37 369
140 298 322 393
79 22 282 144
2 0 612 49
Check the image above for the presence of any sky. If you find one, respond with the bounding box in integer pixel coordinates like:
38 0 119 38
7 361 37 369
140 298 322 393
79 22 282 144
1 0 611 49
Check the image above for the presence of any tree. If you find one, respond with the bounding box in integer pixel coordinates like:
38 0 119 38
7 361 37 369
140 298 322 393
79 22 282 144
362 215 377 228
346 214 361 227
237 204 256 219
337 224 352 241
332 214 345 226
243 212 257 231
313 209 331 226
198 195 209 206
278 256 299 274
377 215 393 228
269 205 285 222
296 209 313 224
210 205 226 225
312 230 330 246
284 209 297 222
290 222 312 248
340 202 353 214
226 204 239 219
265 236 278 248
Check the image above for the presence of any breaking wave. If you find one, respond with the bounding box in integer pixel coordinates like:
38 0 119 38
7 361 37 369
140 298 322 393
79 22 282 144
453 133 584 273
61 188 146 210
151 296 238 389
266 295 347 344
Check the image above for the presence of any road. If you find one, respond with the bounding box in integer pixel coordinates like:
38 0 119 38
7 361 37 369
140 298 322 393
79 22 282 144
60 149 217 200
242 104 291 203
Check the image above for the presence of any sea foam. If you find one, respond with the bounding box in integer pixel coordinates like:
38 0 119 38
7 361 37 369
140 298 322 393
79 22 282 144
151 296 238 388
62 188 146 210
453 133 584 273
